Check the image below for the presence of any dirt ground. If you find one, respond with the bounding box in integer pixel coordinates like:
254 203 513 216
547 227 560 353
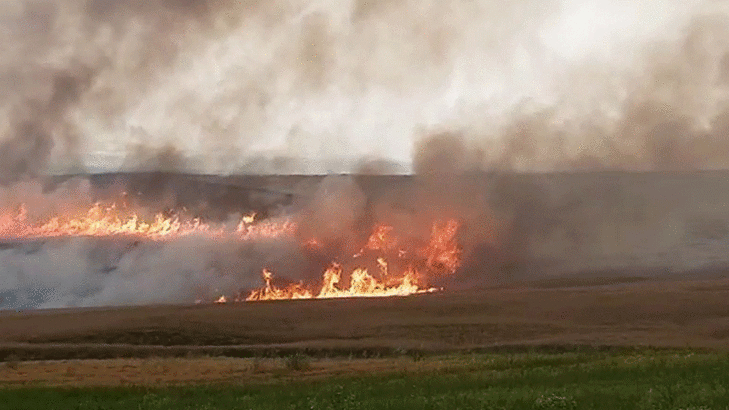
1 276 728 361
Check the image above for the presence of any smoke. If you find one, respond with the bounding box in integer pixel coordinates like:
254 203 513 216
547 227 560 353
2 0 727 176
295 176 366 247
411 1 729 172
2 170 729 309
396 1 729 281
0 235 309 309
0 0 232 180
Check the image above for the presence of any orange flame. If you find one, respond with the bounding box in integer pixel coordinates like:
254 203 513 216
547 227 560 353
0 201 463 303
245 264 434 301
215 295 228 304
0 204 294 242
365 224 397 251
0 203 216 239
246 269 314 301
376 257 388 277
316 264 427 299
244 219 461 302
236 216 297 241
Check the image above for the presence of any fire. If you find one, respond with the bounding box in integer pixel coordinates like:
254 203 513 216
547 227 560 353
0 204 294 242
245 264 434 302
0 201 463 303
0 203 213 239
246 269 313 301
215 295 228 304
241 213 256 224
365 224 397 251
305 238 322 248
376 257 388 277
244 219 461 302
315 264 426 299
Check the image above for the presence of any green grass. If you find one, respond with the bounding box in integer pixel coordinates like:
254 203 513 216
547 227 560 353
3 350 729 410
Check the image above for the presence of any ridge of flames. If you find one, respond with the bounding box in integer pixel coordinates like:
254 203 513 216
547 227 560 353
0 202 462 302
0 203 295 241
241 218 461 302
244 264 435 302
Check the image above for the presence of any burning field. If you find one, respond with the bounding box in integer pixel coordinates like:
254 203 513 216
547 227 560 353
6 0 729 407
6 0 729 312
0 174 474 308
2 170 729 311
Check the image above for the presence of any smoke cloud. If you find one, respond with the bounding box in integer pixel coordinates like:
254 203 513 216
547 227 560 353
411 1 729 172
2 0 728 177
1 169 729 309
0 235 308 309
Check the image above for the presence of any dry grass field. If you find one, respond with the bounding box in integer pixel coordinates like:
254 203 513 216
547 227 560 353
2 278 729 409
1 276 728 363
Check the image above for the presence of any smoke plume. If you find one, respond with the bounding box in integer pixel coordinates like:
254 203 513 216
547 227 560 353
2 0 729 176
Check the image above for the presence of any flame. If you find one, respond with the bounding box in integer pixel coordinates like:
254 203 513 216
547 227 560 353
244 219 461 302
246 269 314 301
0 203 294 242
245 264 433 301
316 264 426 299
305 238 322 248
0 201 463 303
365 224 397 251
376 257 388 277
2 203 215 239
236 216 297 241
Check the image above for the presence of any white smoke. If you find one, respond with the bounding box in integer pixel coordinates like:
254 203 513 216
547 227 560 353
0 234 307 309
2 0 726 175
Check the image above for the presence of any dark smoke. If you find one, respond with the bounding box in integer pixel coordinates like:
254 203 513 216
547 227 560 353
0 65 95 182
0 0 245 182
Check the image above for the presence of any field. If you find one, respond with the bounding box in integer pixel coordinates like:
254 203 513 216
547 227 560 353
2 350 729 409
3 172 729 407
1 276 729 408
2 276 729 358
